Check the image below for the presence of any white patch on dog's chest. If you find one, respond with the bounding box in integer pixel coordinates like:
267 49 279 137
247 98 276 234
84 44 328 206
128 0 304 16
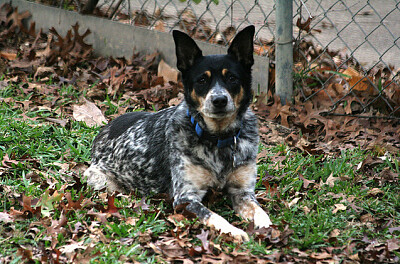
183 139 255 190
183 156 223 190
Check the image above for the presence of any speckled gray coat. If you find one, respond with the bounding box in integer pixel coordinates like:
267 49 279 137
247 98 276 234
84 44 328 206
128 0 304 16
84 25 272 241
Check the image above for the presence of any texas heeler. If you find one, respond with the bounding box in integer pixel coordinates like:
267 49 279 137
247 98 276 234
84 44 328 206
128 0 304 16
84 25 272 241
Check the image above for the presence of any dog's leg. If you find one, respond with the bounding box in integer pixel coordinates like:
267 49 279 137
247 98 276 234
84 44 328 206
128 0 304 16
227 164 272 228
174 195 249 242
231 193 272 228
84 165 120 193
172 157 249 241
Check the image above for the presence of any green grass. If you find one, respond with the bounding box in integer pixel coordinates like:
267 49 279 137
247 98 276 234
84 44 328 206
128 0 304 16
257 145 400 249
0 82 399 263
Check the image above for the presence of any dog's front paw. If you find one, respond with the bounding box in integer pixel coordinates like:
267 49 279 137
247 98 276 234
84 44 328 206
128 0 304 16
225 226 250 242
84 166 108 190
206 213 249 242
253 206 272 229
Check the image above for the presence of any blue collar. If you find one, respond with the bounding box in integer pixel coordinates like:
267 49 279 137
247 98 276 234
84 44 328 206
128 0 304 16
186 109 241 148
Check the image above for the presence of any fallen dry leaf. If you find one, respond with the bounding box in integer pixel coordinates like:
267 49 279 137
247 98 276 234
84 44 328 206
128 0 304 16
288 197 301 208
387 238 400 252
0 212 13 223
296 17 313 33
6 7 32 33
101 194 122 215
310 251 332 260
87 209 108 224
158 59 179 83
1 153 20 168
167 214 187 225
64 192 83 210
302 206 311 214
153 20 166 32
196 229 212 253
33 66 56 80
59 240 87 254
367 187 384 196
299 174 315 189
342 67 372 92
45 117 68 127
332 204 346 214
16 246 33 262
268 96 292 128
72 98 107 127
360 213 374 223
330 228 340 238
125 217 138 225
388 226 400 234
321 173 339 188
0 51 17 60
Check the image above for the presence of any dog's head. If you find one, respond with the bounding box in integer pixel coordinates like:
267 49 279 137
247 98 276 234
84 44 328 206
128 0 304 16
173 26 255 133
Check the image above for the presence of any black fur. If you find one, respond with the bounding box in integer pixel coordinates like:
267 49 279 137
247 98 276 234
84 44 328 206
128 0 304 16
84 25 272 240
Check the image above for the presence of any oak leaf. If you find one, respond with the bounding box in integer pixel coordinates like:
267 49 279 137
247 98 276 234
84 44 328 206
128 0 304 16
299 174 315 189
332 204 346 214
158 59 179 83
296 17 313 33
0 51 17 60
342 67 374 93
0 212 13 223
268 95 292 127
321 173 339 187
72 98 107 127
367 187 384 196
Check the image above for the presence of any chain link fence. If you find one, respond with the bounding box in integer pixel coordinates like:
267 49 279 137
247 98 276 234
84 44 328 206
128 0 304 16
70 0 400 118
293 0 400 119
96 0 276 47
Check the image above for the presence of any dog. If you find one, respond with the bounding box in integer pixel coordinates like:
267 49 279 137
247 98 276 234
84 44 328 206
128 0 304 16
84 25 272 241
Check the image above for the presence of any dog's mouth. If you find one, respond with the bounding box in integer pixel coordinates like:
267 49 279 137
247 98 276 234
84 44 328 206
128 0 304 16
200 92 236 119
202 109 235 119
199 108 239 133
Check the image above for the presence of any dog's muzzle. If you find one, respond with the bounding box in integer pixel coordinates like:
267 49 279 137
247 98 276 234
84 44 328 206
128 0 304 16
211 94 228 108
203 83 235 117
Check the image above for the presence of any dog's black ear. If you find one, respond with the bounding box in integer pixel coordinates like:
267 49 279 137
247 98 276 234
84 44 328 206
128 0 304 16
173 30 203 73
227 25 255 69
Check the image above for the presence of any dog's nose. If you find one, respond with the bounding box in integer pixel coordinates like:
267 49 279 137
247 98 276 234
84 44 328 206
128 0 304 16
211 95 228 108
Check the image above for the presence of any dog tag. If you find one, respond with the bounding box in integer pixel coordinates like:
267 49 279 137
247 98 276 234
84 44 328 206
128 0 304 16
232 136 237 167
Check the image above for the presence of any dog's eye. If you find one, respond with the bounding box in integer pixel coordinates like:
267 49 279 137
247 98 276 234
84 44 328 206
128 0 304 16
227 74 238 83
197 76 207 85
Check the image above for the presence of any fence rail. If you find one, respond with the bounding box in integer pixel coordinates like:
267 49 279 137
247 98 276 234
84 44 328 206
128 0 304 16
60 0 400 118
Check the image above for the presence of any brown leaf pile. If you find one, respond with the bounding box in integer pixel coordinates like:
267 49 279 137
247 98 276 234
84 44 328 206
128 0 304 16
255 19 400 156
256 86 400 157
1 175 297 263
0 3 182 123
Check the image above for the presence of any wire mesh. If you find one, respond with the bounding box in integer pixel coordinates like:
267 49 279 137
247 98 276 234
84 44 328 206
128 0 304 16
294 0 400 119
85 0 400 118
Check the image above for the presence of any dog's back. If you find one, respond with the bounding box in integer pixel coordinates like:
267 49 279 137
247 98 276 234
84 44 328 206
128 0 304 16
86 107 175 193
85 26 272 241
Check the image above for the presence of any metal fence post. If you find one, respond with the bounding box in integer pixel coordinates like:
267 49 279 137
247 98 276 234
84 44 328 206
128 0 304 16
275 0 293 104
